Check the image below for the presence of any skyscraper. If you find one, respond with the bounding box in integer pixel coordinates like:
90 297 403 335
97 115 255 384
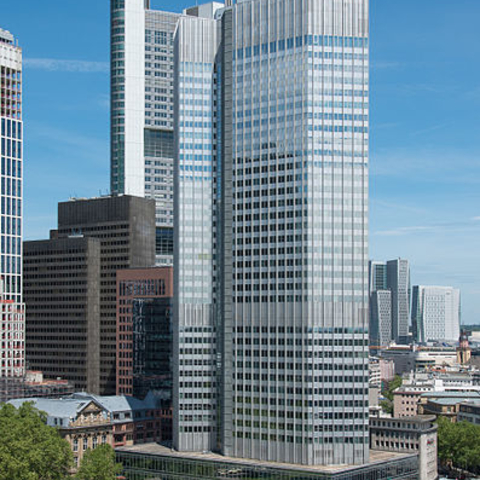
24 196 156 395
369 259 410 346
412 286 461 344
387 259 410 344
0 28 24 378
174 0 370 466
111 0 181 265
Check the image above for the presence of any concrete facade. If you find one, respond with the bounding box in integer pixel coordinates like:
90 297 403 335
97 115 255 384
56 195 156 394
370 416 438 480
24 237 102 393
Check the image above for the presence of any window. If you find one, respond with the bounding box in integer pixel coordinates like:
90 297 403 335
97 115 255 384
83 438 88 451
73 439 78 452
102 434 107 444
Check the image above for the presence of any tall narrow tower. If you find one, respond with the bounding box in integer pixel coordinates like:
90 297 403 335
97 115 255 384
0 28 24 377
110 0 180 265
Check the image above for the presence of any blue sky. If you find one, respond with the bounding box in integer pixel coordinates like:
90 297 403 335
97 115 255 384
2 0 480 324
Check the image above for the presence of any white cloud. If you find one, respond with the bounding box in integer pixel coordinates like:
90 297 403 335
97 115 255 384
24 58 108 73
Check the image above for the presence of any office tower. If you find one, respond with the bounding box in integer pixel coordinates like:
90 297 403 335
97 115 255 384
24 196 155 394
387 259 410 344
370 290 391 347
174 0 370 466
412 286 461 344
24 236 101 393
0 28 24 378
56 196 155 394
116 267 173 402
111 0 184 265
369 261 387 294
368 259 410 346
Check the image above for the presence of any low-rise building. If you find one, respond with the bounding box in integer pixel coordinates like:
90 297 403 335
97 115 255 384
458 399 480 426
8 391 172 469
0 371 75 403
418 391 480 422
71 392 170 446
370 415 438 480
9 397 113 471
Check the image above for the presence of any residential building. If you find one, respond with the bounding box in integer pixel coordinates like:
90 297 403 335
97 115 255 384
369 415 437 480
25 195 155 395
0 28 24 378
412 286 461 344
172 0 370 466
368 259 410 347
116 267 173 405
24 236 101 393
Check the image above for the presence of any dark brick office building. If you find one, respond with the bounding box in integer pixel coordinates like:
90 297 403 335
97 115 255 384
24 195 155 394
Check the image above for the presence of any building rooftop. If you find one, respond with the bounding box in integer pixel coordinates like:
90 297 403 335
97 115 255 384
372 415 436 424
8 397 95 420
0 28 14 44
421 391 480 399
116 443 417 474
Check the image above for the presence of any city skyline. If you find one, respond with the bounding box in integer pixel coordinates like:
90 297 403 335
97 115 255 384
1 0 480 325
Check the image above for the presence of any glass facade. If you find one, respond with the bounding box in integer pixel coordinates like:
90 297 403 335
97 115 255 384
132 298 173 403
172 0 370 466
116 450 419 480
0 28 24 378
173 12 220 452
111 1 179 265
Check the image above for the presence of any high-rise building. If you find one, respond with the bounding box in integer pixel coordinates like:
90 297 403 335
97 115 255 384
412 286 461 344
111 0 186 265
56 196 156 394
24 236 101 393
116 267 173 402
173 0 370 466
0 28 24 378
368 259 410 346
387 259 410 344
24 196 155 394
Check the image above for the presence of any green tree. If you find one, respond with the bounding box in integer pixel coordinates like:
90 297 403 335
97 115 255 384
383 375 402 402
0 402 73 480
379 375 402 414
75 444 122 480
437 417 480 474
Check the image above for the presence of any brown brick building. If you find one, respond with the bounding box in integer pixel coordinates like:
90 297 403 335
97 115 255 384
24 195 156 394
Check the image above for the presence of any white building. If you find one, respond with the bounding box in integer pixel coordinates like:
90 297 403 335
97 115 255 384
412 286 461 344
0 28 24 378
172 0 370 467
110 0 182 265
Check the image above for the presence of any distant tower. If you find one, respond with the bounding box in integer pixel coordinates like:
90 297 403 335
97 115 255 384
0 28 25 378
457 330 471 365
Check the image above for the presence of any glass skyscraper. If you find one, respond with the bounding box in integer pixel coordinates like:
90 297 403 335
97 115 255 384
0 28 24 378
111 0 180 265
173 0 370 467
